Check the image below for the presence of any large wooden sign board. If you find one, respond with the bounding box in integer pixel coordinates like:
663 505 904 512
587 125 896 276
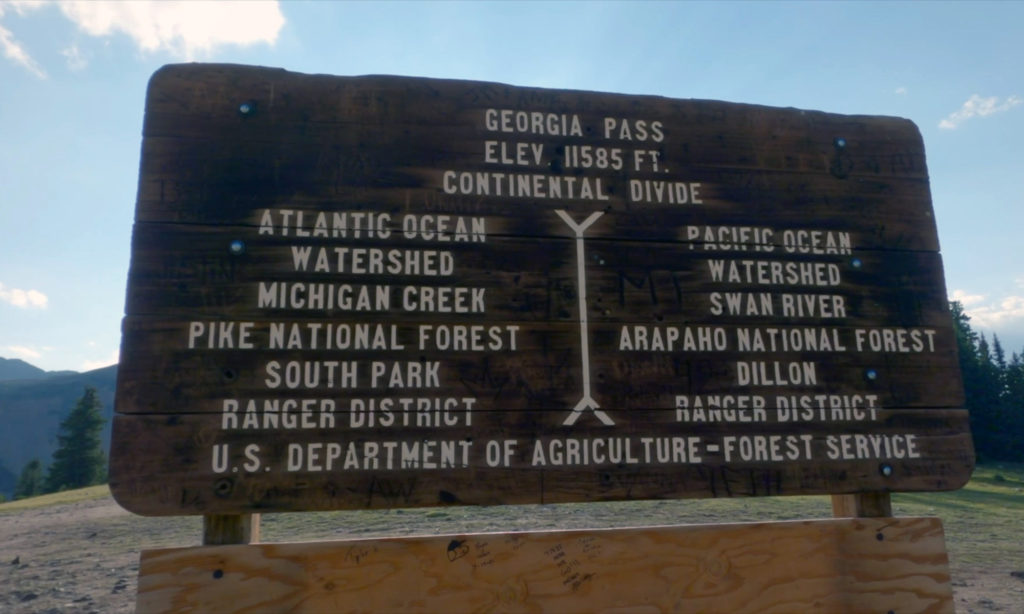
111 64 973 516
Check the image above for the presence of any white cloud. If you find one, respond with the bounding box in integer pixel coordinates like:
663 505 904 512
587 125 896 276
6 345 42 360
950 288 986 308
61 41 86 70
58 0 285 60
1 1 283 74
939 94 1022 130
7 1 48 10
0 2 47 78
895 86 907 96
952 289 1024 333
80 348 119 372
0 282 48 309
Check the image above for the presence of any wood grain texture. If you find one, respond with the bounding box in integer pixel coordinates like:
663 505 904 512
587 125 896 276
112 64 972 515
831 492 893 518
136 517 954 614
108 408 973 515
203 514 260 545
122 222 953 323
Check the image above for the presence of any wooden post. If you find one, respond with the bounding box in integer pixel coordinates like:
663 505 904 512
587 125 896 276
831 493 892 518
203 514 260 546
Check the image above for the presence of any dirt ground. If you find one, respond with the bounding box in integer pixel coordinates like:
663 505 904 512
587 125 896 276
1 494 1021 613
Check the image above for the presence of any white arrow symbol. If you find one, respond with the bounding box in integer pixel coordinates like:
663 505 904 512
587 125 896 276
555 209 614 427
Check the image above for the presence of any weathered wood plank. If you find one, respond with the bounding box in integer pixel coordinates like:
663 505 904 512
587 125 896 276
114 317 964 414
136 67 930 178
203 514 260 545
136 517 954 614
131 65 939 250
135 170 938 251
132 159 938 247
108 408 973 515
121 222 952 323
831 492 893 518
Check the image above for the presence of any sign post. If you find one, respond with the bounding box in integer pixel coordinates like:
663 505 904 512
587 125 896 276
112 64 972 612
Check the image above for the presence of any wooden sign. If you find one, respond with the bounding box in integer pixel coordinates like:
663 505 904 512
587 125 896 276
111 64 974 515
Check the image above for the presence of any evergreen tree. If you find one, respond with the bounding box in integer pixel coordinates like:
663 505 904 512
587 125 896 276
951 303 990 455
974 333 1004 455
1007 353 1024 408
14 458 46 499
949 301 1024 462
1005 352 1024 459
45 387 107 492
992 335 1007 375
976 333 998 392
950 301 981 392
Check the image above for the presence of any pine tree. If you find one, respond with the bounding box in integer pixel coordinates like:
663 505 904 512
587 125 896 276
950 301 980 389
1004 352 1024 459
950 303 999 459
45 387 107 492
976 334 1002 433
949 302 1024 462
992 335 1007 370
14 458 46 499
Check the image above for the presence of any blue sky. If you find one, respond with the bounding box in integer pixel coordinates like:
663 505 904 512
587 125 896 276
1 0 1022 372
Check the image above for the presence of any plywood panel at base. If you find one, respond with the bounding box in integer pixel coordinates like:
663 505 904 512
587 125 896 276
136 517 954 614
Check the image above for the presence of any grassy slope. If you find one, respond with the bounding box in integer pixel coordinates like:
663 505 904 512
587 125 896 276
3 464 1021 574
0 483 110 512
894 462 1024 572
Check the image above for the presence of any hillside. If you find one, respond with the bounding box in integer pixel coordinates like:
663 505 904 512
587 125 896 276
0 362 117 497
0 357 76 383
0 358 46 382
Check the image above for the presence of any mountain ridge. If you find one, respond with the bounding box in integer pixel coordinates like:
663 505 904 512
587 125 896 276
0 357 117 498
0 357 78 382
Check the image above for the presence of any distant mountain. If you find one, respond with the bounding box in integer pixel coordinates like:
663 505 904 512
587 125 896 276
0 361 117 498
0 357 76 382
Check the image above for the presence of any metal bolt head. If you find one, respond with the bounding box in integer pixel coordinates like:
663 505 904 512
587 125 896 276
835 137 847 148
851 257 863 268
880 464 894 477
229 239 245 255
238 102 253 115
865 369 878 381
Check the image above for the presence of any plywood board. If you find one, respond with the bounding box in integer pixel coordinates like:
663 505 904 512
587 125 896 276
136 517 954 613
